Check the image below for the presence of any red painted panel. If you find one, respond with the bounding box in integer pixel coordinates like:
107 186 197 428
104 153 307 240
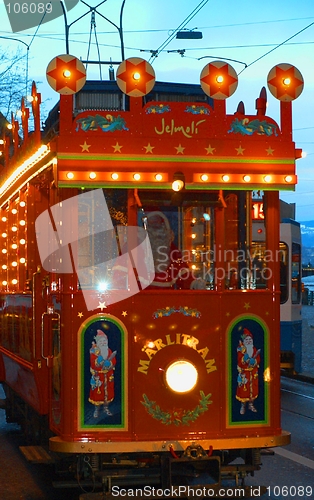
132 292 221 440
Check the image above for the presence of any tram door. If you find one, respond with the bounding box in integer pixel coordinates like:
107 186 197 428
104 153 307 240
279 220 302 372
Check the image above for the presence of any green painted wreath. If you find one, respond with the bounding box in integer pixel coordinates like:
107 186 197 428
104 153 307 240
141 391 212 426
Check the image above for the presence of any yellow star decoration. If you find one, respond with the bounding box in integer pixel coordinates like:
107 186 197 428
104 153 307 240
266 146 274 155
244 302 251 310
122 311 128 317
236 145 245 155
265 311 269 316
80 141 91 152
175 144 185 154
97 301 107 311
226 312 230 317
112 142 123 153
77 312 84 318
205 144 215 155
144 143 154 153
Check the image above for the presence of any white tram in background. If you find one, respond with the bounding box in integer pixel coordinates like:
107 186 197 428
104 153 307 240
252 198 302 373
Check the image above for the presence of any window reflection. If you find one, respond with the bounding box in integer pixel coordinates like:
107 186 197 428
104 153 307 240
291 242 301 304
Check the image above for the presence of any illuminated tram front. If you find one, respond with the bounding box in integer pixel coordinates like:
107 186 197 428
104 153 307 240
0 56 304 494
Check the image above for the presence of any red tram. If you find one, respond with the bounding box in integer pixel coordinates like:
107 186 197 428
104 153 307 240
0 57 303 496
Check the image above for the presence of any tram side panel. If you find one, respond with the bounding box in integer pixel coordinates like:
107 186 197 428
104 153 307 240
0 180 79 423
0 182 53 419
252 219 302 373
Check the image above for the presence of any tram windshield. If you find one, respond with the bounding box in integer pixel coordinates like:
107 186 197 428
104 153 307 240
76 189 278 292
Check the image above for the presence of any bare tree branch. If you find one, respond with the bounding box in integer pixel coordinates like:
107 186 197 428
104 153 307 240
0 48 28 119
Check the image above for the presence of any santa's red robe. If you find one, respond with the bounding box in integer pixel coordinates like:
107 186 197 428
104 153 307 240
236 344 260 403
89 347 116 406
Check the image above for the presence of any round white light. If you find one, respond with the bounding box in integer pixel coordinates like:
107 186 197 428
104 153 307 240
172 179 184 192
165 360 198 393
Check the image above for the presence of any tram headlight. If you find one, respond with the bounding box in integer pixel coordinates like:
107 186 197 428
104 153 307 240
165 360 198 393
172 172 185 192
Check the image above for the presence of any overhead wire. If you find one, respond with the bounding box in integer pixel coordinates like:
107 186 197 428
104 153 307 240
2 15 313 38
238 20 314 75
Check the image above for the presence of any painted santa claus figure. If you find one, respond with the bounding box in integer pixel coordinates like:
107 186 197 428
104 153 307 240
89 330 117 418
236 328 261 415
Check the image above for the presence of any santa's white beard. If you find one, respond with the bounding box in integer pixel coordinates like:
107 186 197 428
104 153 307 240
99 345 109 359
246 344 254 357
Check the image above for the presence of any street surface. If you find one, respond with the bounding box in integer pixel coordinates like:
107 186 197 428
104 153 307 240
1 377 314 499
244 377 314 500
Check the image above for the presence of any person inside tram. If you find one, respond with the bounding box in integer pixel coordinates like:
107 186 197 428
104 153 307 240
145 210 192 290
190 270 207 290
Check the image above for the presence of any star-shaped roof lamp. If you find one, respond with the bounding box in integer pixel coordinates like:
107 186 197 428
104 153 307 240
200 61 238 100
46 54 86 95
267 64 304 101
116 57 156 97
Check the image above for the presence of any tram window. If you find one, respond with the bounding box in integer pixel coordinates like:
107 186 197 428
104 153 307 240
76 189 128 290
291 242 301 304
279 243 288 304
250 241 288 300
250 242 268 290
138 203 215 290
